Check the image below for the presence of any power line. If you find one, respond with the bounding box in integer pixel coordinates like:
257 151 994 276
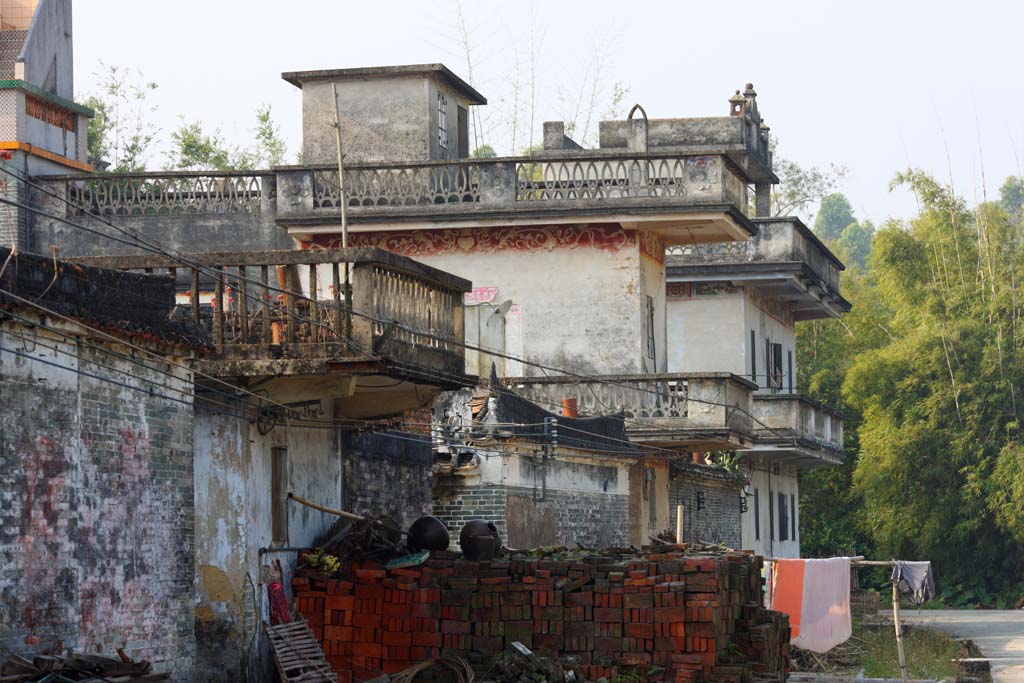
5 164 795 445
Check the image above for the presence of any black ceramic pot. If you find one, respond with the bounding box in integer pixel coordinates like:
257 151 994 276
459 519 501 561
407 515 450 552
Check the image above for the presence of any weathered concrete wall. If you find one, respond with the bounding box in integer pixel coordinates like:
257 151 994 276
191 411 434 681
0 322 196 680
740 462 800 558
192 408 343 682
335 225 652 376
667 286 796 391
669 464 742 549
667 288 747 377
300 77 429 165
27 177 291 258
18 0 73 99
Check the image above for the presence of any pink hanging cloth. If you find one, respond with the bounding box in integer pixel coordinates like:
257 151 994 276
771 557 851 653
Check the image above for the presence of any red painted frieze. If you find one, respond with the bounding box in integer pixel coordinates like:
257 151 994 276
309 224 637 258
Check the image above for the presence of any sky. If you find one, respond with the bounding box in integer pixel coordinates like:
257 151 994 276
73 0 1024 225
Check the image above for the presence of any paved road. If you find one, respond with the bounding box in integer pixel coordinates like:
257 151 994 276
899 610 1024 683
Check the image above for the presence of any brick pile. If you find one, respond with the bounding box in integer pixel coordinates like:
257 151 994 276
292 548 789 683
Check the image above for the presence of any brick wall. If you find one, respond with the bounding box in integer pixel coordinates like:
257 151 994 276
0 328 196 680
433 482 630 549
294 549 790 683
669 465 743 549
343 431 434 529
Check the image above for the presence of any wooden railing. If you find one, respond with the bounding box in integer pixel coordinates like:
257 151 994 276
502 372 755 443
68 247 470 378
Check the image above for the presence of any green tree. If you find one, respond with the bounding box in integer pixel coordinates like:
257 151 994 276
837 172 1024 604
80 63 159 171
771 156 847 219
835 219 875 269
999 176 1023 224
815 193 856 241
471 144 497 158
169 105 288 171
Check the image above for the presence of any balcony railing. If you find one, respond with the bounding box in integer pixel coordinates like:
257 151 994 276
277 152 749 219
502 372 755 446
41 152 750 226
751 393 844 455
68 247 470 380
667 217 842 295
55 171 266 217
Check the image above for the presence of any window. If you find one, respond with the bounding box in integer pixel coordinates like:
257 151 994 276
787 350 794 393
271 447 289 544
646 467 656 527
457 106 469 158
764 338 771 390
778 492 789 541
791 493 797 541
753 487 760 541
646 296 657 360
437 91 448 150
768 489 775 542
771 342 783 392
750 331 757 382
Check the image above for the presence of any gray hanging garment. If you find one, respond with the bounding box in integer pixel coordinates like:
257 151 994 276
891 560 935 606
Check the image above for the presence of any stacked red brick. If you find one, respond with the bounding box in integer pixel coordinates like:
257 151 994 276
292 549 789 683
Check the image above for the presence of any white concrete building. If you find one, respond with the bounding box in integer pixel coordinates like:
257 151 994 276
666 217 850 558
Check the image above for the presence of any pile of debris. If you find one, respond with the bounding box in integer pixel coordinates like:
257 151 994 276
0 650 170 682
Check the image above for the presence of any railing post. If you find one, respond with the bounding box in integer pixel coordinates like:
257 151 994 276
349 260 376 354
213 266 224 346
478 161 516 204
237 265 249 343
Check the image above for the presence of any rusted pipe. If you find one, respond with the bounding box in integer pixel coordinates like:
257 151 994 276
561 397 578 418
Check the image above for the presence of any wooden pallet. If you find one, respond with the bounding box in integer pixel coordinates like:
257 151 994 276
264 618 335 683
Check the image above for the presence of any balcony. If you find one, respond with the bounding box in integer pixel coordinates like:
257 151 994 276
274 152 754 244
749 393 844 466
501 372 756 450
69 247 473 418
666 217 850 320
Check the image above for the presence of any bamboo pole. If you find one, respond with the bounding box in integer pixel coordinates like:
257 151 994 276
893 582 908 683
331 82 352 340
287 492 364 521
676 504 684 544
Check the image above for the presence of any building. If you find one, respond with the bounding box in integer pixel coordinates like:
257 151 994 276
0 246 206 676
666 213 849 558
0 0 92 250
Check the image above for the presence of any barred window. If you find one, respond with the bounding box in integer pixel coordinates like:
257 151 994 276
437 92 448 150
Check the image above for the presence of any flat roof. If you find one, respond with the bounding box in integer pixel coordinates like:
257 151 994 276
281 63 487 105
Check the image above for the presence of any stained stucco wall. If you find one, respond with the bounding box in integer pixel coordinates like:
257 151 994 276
340 225 650 376
300 77 429 165
667 287 797 390
17 0 72 99
667 289 747 376
740 464 800 559
0 324 196 680
192 409 343 681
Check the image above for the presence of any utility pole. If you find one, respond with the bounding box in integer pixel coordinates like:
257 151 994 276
331 82 352 340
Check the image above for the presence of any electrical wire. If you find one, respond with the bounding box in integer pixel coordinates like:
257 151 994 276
3 164 798 445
